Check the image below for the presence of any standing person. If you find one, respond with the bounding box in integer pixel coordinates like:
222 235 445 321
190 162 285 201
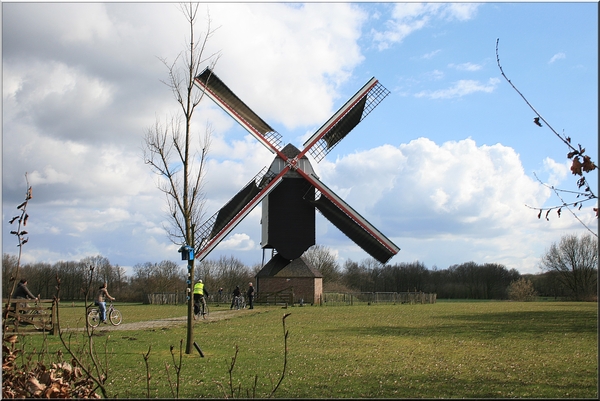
193 279 209 316
247 282 254 309
218 287 224 303
96 282 115 324
230 285 241 309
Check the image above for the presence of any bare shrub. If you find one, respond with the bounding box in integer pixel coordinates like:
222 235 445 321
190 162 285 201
507 278 538 301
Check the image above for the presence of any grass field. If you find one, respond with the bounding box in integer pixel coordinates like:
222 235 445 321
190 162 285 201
16 301 598 398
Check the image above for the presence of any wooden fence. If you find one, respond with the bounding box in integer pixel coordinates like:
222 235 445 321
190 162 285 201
145 292 187 305
321 291 436 306
2 299 57 335
255 287 294 306
145 293 226 305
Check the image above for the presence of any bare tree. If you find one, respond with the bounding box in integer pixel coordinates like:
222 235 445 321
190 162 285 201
540 233 598 301
143 3 220 354
496 39 597 236
302 245 341 286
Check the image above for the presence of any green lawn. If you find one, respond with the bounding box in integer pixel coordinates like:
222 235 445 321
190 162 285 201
14 301 598 398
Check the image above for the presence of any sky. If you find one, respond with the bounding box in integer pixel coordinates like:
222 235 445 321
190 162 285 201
2 1 598 278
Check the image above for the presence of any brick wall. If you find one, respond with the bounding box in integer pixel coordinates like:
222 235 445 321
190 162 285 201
258 277 323 305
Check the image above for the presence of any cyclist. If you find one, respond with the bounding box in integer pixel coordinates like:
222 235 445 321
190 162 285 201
96 282 115 324
230 285 241 310
193 279 208 315
12 278 37 301
12 278 38 315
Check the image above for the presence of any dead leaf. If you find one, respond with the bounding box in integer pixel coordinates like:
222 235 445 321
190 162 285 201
570 157 583 176
582 155 596 173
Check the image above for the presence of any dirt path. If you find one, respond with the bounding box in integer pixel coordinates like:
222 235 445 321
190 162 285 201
70 308 265 332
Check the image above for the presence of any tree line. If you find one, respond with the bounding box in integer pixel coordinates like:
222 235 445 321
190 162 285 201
3 233 596 302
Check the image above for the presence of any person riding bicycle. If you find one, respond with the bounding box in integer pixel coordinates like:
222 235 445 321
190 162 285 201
13 278 37 301
96 282 115 324
193 280 209 315
12 278 38 313
230 285 241 310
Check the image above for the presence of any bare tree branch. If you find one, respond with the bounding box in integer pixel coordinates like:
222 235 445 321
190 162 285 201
496 38 597 231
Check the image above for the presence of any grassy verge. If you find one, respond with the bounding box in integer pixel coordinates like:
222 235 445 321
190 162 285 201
18 301 598 398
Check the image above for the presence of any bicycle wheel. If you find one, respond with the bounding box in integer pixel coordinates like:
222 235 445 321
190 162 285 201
109 308 122 325
87 309 100 328
202 303 209 319
32 310 52 331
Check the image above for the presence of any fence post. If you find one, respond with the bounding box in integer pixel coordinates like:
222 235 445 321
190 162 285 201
52 299 58 335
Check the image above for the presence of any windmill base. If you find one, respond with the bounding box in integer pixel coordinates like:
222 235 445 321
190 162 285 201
255 254 323 305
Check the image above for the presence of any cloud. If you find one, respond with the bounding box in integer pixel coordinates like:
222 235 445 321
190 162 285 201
548 52 566 64
541 157 569 187
219 233 256 251
313 137 587 273
448 62 483 71
372 3 480 50
414 78 500 99
419 49 441 60
204 3 367 129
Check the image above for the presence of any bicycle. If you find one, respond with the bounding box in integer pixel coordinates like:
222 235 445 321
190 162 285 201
87 301 122 327
232 295 246 310
194 296 209 320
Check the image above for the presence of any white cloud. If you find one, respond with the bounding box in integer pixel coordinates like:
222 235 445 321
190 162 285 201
414 78 500 99
219 233 256 251
419 49 441 60
542 157 569 187
448 62 483 71
312 137 591 273
372 3 480 50
549 52 566 64
205 3 366 129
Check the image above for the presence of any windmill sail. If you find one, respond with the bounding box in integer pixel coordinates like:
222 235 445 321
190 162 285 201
209 179 261 240
302 78 390 162
322 96 367 149
194 68 283 153
312 195 397 264
195 167 285 262
299 171 400 264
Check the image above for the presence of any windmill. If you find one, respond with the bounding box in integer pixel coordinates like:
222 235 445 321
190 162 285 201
193 68 400 270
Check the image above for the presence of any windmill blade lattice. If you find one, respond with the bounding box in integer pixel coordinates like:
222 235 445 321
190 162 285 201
302 78 390 162
194 166 283 261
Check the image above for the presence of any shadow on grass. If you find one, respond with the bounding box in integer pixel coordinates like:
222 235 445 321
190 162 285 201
331 309 597 339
